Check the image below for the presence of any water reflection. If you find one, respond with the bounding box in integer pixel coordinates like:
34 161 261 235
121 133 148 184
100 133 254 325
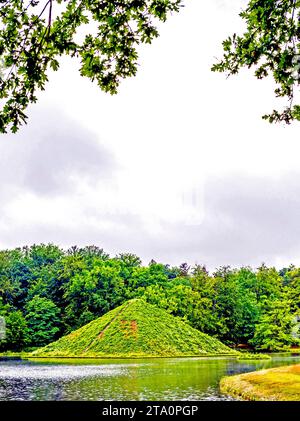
0 355 300 401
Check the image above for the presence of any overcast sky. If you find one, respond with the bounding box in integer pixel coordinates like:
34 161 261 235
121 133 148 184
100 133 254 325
1 0 300 270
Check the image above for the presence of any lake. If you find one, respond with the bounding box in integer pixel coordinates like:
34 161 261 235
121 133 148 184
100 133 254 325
1 354 300 401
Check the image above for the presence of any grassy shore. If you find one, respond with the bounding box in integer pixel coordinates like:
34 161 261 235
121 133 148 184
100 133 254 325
220 364 300 400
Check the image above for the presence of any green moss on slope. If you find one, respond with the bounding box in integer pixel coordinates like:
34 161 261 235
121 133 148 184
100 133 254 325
30 299 237 358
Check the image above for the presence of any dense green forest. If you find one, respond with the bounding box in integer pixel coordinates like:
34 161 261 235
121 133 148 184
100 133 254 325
0 244 299 352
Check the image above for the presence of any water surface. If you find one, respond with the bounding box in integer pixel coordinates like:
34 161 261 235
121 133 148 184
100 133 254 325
1 354 300 401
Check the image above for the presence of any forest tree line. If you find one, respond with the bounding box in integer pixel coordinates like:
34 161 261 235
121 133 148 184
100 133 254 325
0 244 299 352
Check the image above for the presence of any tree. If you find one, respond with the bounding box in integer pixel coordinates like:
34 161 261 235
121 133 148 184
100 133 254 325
212 0 300 124
117 253 142 268
282 267 300 312
142 282 195 319
179 262 190 277
190 265 220 335
25 295 61 346
62 258 125 330
250 298 297 351
1 311 29 351
0 0 182 133
254 264 282 301
211 267 260 345
233 267 260 343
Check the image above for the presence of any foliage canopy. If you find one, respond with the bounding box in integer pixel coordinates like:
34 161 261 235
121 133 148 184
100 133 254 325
0 0 182 133
212 0 300 124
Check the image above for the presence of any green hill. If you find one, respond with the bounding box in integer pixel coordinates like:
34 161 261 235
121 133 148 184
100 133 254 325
30 299 237 358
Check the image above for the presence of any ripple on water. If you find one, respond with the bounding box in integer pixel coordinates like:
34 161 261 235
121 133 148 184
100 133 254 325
0 365 127 380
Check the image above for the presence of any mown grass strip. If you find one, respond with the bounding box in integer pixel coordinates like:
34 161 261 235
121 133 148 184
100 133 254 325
220 364 300 401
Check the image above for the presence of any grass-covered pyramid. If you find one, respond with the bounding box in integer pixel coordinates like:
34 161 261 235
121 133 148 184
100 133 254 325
31 299 236 358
